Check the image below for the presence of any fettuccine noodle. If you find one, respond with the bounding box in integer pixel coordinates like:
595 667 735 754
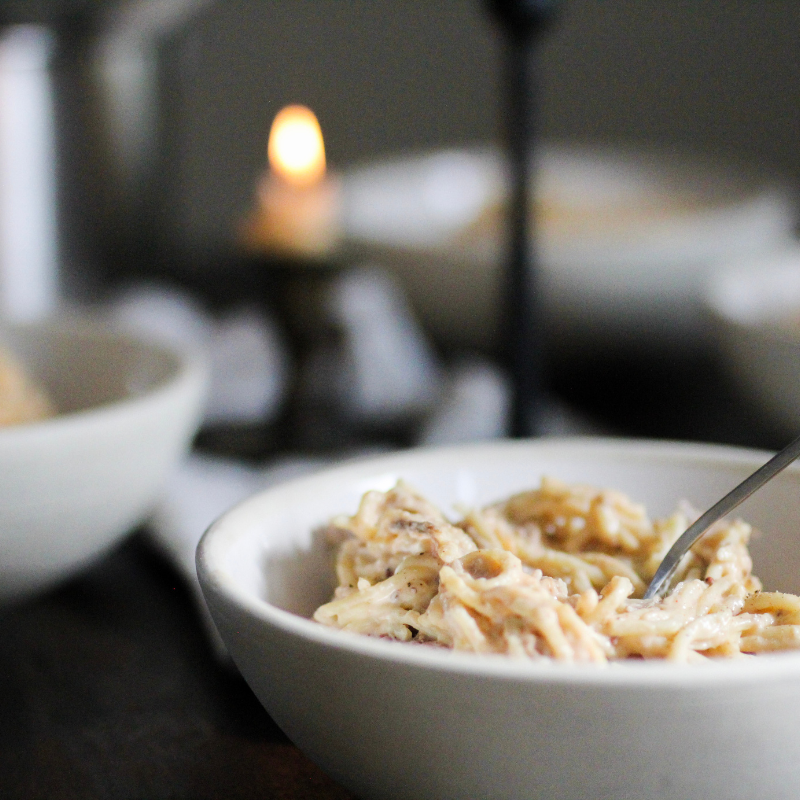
313 478 800 663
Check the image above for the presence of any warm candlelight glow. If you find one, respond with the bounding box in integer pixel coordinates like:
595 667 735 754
268 105 326 188
240 104 339 258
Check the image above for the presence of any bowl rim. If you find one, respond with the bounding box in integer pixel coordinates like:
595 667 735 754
197 436 800 688
0 315 208 444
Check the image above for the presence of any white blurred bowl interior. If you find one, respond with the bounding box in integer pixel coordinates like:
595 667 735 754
0 316 207 602
197 438 800 800
341 145 796 354
706 247 800 434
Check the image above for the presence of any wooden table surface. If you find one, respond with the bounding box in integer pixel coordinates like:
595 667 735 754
0 533 354 800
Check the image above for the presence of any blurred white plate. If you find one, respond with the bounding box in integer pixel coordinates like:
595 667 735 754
706 246 800 434
340 145 797 354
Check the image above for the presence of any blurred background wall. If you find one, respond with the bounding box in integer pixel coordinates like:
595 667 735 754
153 0 800 256
1 0 797 444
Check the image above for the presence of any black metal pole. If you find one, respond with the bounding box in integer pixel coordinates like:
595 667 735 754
486 1 559 438
503 28 538 437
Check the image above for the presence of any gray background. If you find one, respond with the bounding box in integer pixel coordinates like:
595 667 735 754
155 0 800 253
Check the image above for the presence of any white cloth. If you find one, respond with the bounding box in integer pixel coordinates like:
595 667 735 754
148 453 328 658
109 281 290 425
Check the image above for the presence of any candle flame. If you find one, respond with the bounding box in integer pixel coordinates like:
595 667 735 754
268 105 326 187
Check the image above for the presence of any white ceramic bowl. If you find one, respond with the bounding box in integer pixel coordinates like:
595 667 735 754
706 246 800 434
0 316 207 602
341 146 796 354
197 438 800 800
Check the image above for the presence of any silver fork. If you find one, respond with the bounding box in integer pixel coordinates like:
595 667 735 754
644 434 800 600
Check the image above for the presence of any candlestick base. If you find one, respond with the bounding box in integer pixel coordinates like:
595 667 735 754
238 172 342 261
231 251 419 456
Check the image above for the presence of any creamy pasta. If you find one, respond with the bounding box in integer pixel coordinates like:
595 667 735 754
0 345 54 427
313 478 800 663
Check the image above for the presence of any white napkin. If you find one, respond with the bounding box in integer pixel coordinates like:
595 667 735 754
148 453 329 658
418 358 510 445
327 265 443 424
108 281 290 425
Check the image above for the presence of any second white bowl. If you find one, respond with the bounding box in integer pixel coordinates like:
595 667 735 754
0 317 208 602
706 246 800 434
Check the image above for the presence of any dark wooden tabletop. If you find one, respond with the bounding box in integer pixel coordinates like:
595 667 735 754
0 533 354 800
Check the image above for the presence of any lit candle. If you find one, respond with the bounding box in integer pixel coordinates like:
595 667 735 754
240 104 340 259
